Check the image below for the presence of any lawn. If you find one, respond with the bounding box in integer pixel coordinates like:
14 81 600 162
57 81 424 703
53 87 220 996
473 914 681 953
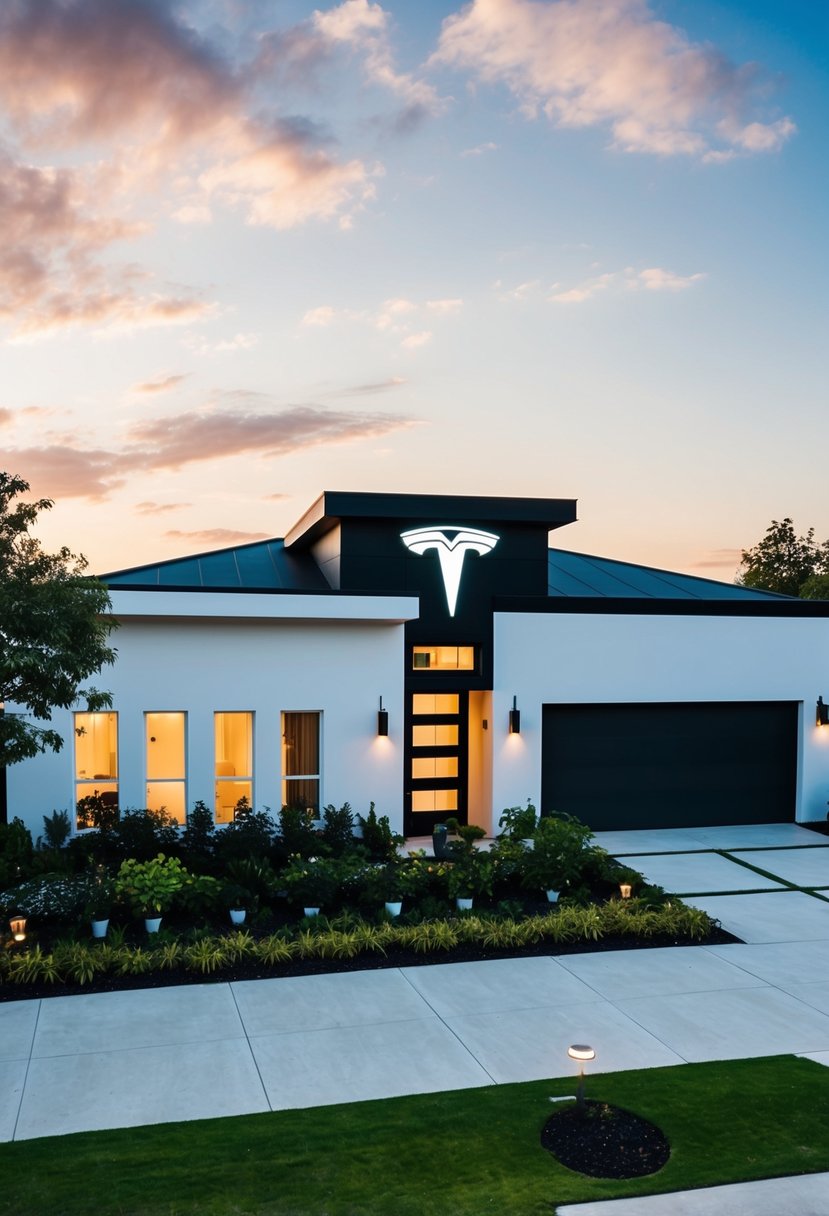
1 1055 827 1215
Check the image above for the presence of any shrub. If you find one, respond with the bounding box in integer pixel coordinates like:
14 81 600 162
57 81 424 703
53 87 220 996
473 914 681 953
522 813 595 894
320 803 357 856
215 802 277 864
0 872 99 921
180 801 216 870
276 804 319 859
358 804 403 862
40 810 72 851
498 800 538 840
0 818 35 886
115 854 188 917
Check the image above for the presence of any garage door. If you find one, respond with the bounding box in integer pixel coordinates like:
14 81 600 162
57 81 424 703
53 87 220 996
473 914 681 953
541 701 798 831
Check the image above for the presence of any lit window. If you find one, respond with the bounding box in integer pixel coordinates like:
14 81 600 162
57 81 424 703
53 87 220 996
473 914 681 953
412 646 475 671
145 713 186 824
412 694 460 715
412 756 458 779
74 712 118 829
282 711 321 814
413 723 459 747
215 712 253 824
411 789 459 813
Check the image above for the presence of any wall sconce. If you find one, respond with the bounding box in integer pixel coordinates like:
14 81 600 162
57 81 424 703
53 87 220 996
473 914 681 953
568 1043 595 1116
377 696 389 737
508 695 521 734
619 883 632 900
817 697 829 727
9 916 27 943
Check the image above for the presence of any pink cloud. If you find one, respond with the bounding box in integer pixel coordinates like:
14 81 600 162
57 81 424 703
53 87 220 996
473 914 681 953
133 374 190 395
164 528 271 545
434 0 795 159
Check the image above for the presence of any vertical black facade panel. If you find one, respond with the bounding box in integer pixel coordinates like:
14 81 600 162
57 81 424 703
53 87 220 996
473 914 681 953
541 702 798 831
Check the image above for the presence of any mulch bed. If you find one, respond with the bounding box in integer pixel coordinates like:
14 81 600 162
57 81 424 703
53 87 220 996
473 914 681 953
541 1099 671 1178
0 926 738 1003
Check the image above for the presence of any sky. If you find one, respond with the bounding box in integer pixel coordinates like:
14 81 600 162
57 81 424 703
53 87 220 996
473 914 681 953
0 0 826 579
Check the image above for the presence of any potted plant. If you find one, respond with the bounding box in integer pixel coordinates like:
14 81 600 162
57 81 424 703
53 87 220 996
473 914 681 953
281 856 341 917
521 813 593 902
446 849 493 910
85 869 114 938
114 853 187 932
222 881 250 925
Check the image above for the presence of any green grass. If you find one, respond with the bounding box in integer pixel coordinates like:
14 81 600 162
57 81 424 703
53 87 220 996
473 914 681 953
1 1056 827 1215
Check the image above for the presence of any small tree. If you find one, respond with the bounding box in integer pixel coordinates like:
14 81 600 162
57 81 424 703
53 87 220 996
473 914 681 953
736 517 829 598
0 473 117 766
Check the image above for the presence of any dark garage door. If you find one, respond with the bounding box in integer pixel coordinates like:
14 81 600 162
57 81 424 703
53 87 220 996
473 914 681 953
541 701 798 831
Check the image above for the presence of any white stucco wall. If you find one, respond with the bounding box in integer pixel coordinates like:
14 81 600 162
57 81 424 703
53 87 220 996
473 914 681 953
6 591 417 839
491 610 829 823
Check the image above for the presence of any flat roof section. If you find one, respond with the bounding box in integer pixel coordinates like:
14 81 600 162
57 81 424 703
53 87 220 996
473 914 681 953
284 490 579 549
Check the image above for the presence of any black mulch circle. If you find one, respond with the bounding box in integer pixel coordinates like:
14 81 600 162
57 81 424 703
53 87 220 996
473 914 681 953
541 1100 671 1179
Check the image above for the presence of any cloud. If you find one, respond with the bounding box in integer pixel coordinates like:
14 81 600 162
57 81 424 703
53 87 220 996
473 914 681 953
164 528 271 545
0 1 378 339
496 278 542 301
461 141 498 157
128 405 413 469
0 407 12 427
303 305 340 326
339 377 406 395
133 374 189 395
184 331 260 355
4 402 415 500
691 548 742 570
550 265 704 302
401 330 432 349
312 0 446 128
426 297 463 314
433 0 795 160
135 501 188 515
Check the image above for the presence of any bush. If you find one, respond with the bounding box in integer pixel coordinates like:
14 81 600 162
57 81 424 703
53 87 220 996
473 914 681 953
320 803 357 856
214 802 277 864
498 800 538 840
522 813 595 894
276 805 319 859
115 854 188 918
180 801 216 870
40 810 72 851
0 818 35 886
109 808 181 862
0 872 99 921
358 804 403 862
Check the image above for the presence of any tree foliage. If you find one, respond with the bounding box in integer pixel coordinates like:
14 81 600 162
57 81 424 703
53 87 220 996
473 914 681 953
737 517 829 598
0 472 117 765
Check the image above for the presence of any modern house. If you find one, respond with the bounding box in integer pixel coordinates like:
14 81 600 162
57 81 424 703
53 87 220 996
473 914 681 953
7 490 829 839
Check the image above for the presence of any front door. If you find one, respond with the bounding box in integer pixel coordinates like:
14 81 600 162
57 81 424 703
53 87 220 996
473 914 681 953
404 691 468 835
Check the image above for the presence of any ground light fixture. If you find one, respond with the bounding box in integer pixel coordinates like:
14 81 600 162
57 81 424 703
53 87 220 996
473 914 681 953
568 1043 595 1116
817 697 829 727
508 695 521 734
377 697 389 737
619 882 632 899
9 916 27 943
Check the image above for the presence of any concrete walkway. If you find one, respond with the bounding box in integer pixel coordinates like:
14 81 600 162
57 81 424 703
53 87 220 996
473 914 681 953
2 823 828 1210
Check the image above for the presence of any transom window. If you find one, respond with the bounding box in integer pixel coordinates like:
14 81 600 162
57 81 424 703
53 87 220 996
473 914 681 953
412 645 475 671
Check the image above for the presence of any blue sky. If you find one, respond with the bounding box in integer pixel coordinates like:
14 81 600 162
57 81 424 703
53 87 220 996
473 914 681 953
1 0 825 577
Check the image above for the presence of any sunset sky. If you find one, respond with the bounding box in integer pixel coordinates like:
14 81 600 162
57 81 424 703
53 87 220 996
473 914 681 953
1 0 825 578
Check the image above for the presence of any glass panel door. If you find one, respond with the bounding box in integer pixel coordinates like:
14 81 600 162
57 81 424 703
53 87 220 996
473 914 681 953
405 691 467 835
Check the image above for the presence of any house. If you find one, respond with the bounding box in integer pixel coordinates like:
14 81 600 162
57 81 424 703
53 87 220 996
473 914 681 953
7 490 829 839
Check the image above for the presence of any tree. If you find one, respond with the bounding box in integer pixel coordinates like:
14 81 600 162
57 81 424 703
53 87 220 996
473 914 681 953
736 517 829 598
0 473 117 766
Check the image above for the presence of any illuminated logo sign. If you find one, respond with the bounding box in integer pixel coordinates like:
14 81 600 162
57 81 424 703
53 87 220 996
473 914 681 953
400 526 499 616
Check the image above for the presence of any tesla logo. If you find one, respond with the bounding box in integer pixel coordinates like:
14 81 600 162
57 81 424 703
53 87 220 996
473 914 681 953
400 526 499 616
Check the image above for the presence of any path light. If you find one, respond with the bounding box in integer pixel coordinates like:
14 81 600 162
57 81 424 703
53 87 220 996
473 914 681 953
619 882 632 899
568 1043 595 1116
9 916 27 943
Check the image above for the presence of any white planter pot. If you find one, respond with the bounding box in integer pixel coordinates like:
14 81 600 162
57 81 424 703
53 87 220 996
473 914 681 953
455 896 473 911
229 909 247 925
90 918 109 939
546 889 560 903
384 900 403 917
145 916 163 933
303 907 320 918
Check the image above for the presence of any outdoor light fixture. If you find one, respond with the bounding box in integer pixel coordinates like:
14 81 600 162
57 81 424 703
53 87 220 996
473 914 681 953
817 697 829 727
568 1043 595 1116
619 883 632 900
508 695 521 734
9 916 26 943
377 697 389 737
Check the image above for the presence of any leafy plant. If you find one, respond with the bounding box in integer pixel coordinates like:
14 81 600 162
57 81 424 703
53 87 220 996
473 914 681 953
0 872 99 921
446 850 494 900
281 855 346 909
215 802 277 864
276 804 319 858
321 802 357 856
0 817 35 885
358 803 403 862
114 854 187 917
522 812 595 894
179 800 216 869
40 810 72 851
498 799 538 840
